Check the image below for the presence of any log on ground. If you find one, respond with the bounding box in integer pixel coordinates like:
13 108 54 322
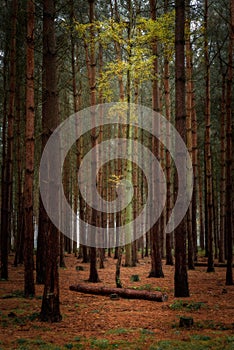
69 284 168 302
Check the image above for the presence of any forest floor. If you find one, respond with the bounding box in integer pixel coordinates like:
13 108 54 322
0 253 233 350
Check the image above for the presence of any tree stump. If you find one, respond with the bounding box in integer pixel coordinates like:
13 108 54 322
179 316 194 328
131 274 140 282
76 266 85 271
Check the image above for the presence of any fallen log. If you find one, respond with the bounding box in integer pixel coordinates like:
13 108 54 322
69 284 168 302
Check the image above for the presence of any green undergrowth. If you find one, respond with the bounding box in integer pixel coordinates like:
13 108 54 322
130 283 167 293
149 336 234 350
7 335 234 350
0 290 25 299
171 318 234 331
0 310 40 327
169 299 207 311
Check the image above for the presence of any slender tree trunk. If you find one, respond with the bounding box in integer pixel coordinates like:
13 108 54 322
174 0 189 297
24 0 35 297
204 0 215 273
40 0 62 322
219 74 226 263
185 3 194 270
14 85 24 266
88 0 100 283
115 204 123 287
163 0 173 265
148 0 164 279
115 247 123 288
225 0 233 286
123 0 134 268
69 0 83 254
213 172 219 259
191 89 198 261
198 159 205 250
1 0 18 280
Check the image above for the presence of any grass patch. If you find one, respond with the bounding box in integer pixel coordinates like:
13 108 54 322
90 338 110 349
106 328 129 335
131 284 165 292
12 338 64 349
32 325 51 331
140 328 154 335
170 300 206 311
130 275 140 282
148 336 234 350
14 335 231 350
17 338 28 345
64 344 74 349
195 320 234 331
190 335 211 341
1 290 25 299
172 318 233 331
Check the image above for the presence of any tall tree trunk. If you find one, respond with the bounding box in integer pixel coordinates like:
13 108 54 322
123 0 134 268
174 0 190 297
225 0 233 286
185 1 194 270
40 0 62 322
69 0 83 255
219 73 226 263
14 84 24 266
24 0 35 297
1 0 18 280
191 86 198 261
204 0 215 273
88 0 100 283
148 0 164 279
198 159 205 250
164 0 173 266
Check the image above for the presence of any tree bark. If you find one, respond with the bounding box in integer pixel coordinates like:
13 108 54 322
219 73 226 263
148 0 164 278
225 0 233 286
24 0 35 297
204 0 215 273
87 0 100 283
185 10 194 270
0 0 18 280
69 284 168 302
174 0 190 297
40 0 62 322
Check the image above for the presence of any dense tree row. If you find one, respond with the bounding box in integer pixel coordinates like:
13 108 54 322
0 0 233 322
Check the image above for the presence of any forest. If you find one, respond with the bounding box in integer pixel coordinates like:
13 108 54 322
0 0 233 349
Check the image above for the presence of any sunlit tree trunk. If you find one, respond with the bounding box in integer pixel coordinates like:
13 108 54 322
124 0 134 267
